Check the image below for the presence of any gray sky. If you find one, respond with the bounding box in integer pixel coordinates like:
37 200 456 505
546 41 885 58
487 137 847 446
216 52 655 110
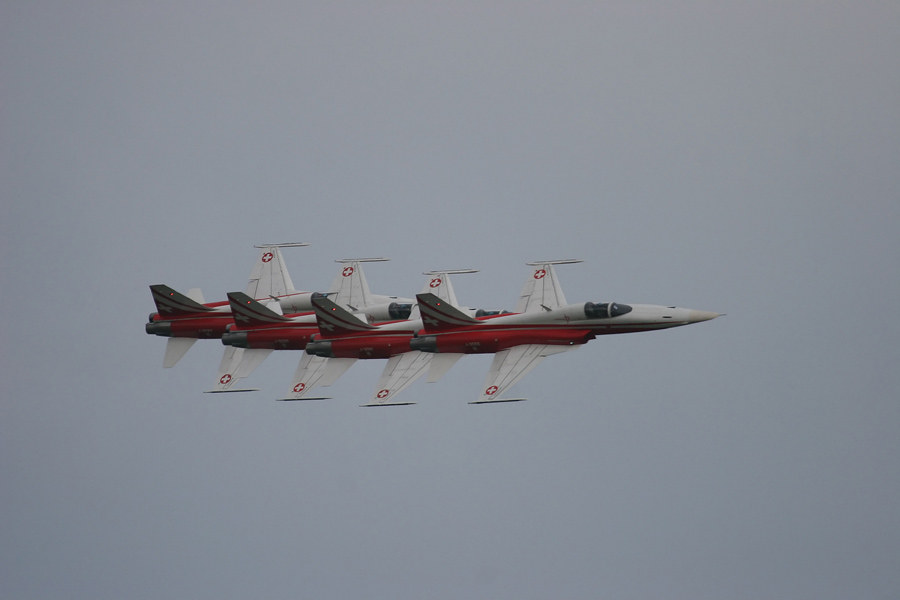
3 2 899 598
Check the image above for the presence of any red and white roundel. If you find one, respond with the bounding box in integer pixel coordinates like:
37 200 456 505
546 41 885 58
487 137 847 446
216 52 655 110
261 252 274 263
429 277 442 288
376 389 390 399
534 269 546 279
485 385 499 395
342 266 354 277
220 374 233 385
293 382 306 393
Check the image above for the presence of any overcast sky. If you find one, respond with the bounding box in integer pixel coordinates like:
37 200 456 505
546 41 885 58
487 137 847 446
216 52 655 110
3 2 899 599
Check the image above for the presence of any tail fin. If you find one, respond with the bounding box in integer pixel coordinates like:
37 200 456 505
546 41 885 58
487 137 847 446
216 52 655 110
514 259 582 313
416 292 480 332
245 242 307 299
227 292 292 326
150 284 215 317
327 258 390 311
311 296 376 337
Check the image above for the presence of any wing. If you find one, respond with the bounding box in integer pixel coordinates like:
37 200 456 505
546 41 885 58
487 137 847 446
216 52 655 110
471 344 577 404
326 258 391 311
245 243 307 299
206 347 273 393
514 260 582 314
363 352 432 406
278 354 357 401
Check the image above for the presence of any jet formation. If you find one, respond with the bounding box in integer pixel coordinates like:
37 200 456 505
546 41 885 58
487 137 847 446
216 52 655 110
146 244 720 405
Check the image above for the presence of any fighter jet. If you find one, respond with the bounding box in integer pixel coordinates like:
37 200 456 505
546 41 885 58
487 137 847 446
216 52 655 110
300 270 482 405
215 259 420 394
409 260 721 403
145 243 311 368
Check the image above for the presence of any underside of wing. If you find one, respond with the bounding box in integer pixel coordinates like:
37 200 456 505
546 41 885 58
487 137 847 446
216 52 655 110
279 354 337 400
363 351 431 406
206 347 273 393
472 344 575 404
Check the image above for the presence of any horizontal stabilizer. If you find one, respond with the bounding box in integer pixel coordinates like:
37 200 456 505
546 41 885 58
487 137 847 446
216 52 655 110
186 287 205 304
360 402 417 407
276 396 332 401
151 284 215 316
204 388 260 393
426 352 464 383
416 293 480 332
320 357 357 386
163 337 197 368
228 291 292 325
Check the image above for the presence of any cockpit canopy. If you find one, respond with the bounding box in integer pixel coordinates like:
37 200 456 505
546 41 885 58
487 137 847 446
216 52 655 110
584 302 633 319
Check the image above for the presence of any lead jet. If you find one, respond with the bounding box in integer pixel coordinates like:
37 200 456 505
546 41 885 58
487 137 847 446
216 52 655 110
300 270 483 405
145 242 311 368
216 259 418 394
408 260 721 403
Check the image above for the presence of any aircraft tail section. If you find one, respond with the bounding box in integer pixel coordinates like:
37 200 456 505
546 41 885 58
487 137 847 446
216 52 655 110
163 337 197 368
150 284 215 317
245 243 307 299
416 292 480 332
227 291 293 326
514 259 582 313
311 296 376 337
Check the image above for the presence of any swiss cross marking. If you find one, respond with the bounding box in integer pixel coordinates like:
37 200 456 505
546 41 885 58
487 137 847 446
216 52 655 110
293 382 306 393
485 385 499 395
377 389 390 399
534 269 546 279
262 252 274 263
342 266 354 277
220 374 233 385
430 278 442 288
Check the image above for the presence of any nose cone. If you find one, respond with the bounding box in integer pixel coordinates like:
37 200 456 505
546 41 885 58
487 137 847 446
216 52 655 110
687 310 721 323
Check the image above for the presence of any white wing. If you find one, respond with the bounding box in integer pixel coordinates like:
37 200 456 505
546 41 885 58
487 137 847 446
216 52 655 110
206 347 273 393
514 260 582 313
471 344 576 404
363 352 432 406
245 246 297 299
279 354 357 400
328 258 391 311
